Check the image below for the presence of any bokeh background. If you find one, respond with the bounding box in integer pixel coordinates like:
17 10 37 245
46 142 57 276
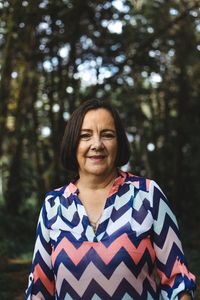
0 0 199 299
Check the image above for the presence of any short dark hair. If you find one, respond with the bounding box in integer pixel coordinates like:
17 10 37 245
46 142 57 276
60 99 130 172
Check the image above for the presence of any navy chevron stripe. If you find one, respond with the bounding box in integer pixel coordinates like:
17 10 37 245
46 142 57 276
36 225 51 253
151 186 173 220
128 177 148 191
131 203 150 224
110 199 133 223
156 243 186 276
59 277 159 300
32 280 54 299
34 252 54 279
117 183 130 197
53 245 155 279
59 209 81 228
153 214 180 246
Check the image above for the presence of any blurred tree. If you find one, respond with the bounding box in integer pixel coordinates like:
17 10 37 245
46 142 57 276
0 0 199 221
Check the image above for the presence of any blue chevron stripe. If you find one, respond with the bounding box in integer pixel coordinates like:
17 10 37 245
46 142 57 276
53 245 156 279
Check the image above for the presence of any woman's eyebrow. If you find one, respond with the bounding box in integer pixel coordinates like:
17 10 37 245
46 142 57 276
80 129 116 132
80 129 92 132
101 129 116 133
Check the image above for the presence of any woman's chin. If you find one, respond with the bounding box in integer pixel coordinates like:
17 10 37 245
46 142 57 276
85 165 115 177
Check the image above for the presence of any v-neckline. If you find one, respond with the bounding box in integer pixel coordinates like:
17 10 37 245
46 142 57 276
74 185 113 240
69 170 127 241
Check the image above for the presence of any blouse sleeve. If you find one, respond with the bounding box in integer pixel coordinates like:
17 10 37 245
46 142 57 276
25 199 55 300
149 180 196 300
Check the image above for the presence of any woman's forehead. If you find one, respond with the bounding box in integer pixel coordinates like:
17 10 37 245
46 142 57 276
81 108 115 128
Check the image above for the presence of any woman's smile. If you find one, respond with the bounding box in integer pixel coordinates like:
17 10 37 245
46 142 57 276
88 155 106 160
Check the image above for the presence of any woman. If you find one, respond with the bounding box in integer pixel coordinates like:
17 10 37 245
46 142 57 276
26 99 196 299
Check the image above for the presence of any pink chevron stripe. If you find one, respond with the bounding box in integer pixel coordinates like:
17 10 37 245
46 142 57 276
131 181 139 188
146 179 150 191
63 183 77 198
33 263 55 296
94 233 155 265
52 233 155 266
108 171 126 197
158 257 196 287
52 239 92 266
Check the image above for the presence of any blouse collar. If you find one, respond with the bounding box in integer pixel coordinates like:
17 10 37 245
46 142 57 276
63 168 127 199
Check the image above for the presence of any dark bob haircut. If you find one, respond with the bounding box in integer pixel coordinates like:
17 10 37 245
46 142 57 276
60 99 130 172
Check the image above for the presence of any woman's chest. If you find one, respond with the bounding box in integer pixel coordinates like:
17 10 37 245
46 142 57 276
48 185 154 243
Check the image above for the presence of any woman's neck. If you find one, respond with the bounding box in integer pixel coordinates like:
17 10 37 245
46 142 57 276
77 169 118 191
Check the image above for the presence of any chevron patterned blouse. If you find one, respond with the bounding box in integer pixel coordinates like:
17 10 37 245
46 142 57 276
26 170 196 300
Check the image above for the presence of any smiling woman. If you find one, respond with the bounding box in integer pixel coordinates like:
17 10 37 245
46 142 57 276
26 99 196 300
60 99 130 173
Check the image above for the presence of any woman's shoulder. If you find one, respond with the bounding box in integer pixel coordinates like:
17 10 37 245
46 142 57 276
123 170 153 193
43 181 77 208
123 171 167 214
123 170 165 204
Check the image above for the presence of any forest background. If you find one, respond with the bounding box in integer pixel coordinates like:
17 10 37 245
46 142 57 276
0 0 199 299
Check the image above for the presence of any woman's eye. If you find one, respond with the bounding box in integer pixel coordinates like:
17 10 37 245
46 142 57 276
102 133 115 139
80 133 91 140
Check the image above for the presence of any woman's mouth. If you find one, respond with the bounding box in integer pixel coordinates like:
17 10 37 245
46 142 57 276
88 155 106 161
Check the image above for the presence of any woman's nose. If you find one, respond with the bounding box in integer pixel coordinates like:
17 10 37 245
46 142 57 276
91 136 104 150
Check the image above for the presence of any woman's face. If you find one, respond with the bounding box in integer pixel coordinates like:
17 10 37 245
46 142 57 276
76 108 118 178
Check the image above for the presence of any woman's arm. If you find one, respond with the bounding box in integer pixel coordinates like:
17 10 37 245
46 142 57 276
149 180 196 299
25 200 55 300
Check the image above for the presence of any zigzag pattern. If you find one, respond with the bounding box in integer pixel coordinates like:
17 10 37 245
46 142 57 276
53 243 155 280
56 261 156 297
51 233 155 267
26 170 196 300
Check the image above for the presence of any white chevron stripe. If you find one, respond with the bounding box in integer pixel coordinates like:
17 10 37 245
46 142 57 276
32 236 51 265
50 215 84 241
85 224 96 241
114 186 135 210
91 294 102 300
51 215 72 231
77 203 86 216
153 199 178 235
37 212 51 243
56 261 156 297
161 290 168 300
64 293 73 300
61 201 77 221
133 189 150 210
106 209 132 235
130 212 153 236
170 281 185 300
96 232 104 241
153 227 183 264
122 293 133 300
100 204 114 222
146 292 156 300
45 194 54 201
46 196 60 219
123 292 154 300
32 292 45 300
150 180 167 199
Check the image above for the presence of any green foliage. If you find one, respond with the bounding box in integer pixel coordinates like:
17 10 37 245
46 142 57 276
0 205 37 258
